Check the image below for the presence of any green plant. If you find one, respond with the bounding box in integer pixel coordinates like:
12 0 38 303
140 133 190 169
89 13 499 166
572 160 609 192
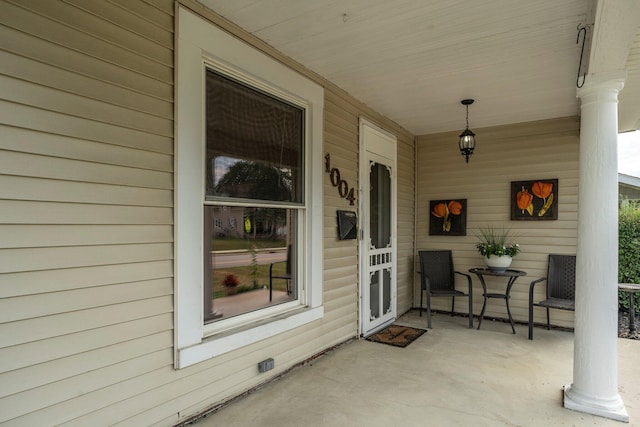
475 226 520 258
249 244 259 287
619 206 640 312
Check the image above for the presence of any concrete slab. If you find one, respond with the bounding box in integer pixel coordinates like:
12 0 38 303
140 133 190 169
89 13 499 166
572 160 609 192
190 310 640 426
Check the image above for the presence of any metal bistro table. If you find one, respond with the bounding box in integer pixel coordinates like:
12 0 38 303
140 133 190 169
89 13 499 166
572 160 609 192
619 283 640 334
469 268 527 334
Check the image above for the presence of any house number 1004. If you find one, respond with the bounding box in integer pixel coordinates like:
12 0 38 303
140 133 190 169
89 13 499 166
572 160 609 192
324 153 356 205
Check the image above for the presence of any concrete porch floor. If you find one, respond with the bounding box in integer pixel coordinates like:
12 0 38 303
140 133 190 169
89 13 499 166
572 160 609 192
191 310 639 426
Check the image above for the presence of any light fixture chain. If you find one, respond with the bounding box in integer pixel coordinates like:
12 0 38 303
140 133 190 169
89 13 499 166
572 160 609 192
466 105 470 128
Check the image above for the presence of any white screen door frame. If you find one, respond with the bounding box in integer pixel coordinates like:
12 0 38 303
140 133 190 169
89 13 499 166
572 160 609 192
359 118 397 336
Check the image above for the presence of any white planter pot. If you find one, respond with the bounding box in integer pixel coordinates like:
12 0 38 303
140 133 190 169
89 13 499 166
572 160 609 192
484 255 512 273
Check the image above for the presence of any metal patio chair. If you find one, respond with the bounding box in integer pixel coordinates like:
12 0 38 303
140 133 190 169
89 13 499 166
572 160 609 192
528 254 576 340
269 245 292 301
418 250 473 329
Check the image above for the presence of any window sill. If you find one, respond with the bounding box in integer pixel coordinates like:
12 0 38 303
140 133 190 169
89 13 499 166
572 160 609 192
176 305 324 369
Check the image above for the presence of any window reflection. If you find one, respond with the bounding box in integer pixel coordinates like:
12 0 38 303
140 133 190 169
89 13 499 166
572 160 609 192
370 162 391 248
205 69 304 203
204 206 297 323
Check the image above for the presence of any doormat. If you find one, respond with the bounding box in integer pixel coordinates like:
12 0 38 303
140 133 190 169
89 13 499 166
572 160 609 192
365 324 427 348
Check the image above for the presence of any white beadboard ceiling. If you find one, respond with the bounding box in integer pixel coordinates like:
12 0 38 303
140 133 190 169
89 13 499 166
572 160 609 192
197 0 640 135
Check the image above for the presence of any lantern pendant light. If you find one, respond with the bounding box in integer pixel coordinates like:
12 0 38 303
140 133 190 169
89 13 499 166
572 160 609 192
459 99 476 163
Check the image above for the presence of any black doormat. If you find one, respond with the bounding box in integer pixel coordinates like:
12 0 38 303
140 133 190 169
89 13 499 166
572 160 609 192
365 324 427 348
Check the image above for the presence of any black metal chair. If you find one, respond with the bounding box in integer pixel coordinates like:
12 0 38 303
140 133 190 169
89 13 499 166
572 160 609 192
269 245 292 301
418 250 473 329
528 254 576 340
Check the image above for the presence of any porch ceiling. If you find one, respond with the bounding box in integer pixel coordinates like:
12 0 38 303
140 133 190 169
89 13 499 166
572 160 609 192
198 0 640 135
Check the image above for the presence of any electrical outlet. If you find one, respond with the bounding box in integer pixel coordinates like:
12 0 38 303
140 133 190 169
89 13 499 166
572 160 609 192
258 358 274 373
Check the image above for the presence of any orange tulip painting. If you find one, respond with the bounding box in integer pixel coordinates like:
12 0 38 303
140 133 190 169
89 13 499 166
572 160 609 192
429 199 467 235
531 181 554 217
431 202 448 219
516 187 534 216
447 200 463 215
511 179 558 220
531 181 553 200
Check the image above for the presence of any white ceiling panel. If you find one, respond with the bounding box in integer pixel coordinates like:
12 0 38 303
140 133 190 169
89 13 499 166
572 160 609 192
199 0 640 135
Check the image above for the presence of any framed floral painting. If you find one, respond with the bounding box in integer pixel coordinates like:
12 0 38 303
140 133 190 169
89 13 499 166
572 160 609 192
511 179 558 220
429 199 467 235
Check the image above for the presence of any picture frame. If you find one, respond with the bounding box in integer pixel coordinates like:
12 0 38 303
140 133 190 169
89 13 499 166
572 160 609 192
510 179 558 220
429 199 467 236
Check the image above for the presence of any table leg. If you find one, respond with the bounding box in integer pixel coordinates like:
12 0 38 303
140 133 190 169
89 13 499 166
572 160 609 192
630 293 636 333
505 277 517 334
477 275 488 330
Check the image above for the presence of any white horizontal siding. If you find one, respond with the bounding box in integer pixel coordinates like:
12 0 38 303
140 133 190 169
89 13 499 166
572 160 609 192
0 126 173 171
322 88 416 326
0 224 172 248
0 51 173 119
0 0 177 425
396 133 416 313
0 261 174 298
15 0 173 66
0 0 417 425
0 23 172 102
0 278 173 325
65 0 174 49
0 331 173 399
0 243 172 274
416 116 579 328
1 75 172 136
1 101 173 153
1 0 172 83
322 90 360 338
2 350 174 426
0 312 173 374
0 175 172 206
0 200 172 224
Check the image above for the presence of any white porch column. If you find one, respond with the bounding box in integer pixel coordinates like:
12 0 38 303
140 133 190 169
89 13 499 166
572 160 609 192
564 71 628 422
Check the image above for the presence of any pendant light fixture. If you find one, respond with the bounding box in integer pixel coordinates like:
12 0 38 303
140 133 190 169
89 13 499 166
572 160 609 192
459 99 476 163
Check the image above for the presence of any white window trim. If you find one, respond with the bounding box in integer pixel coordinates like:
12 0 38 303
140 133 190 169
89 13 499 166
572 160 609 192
175 6 324 369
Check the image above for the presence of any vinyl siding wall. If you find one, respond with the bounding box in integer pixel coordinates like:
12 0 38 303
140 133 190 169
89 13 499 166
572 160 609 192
415 117 580 329
0 0 415 425
323 91 416 327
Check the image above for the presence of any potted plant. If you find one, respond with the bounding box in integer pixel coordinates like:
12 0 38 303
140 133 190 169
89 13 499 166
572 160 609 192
475 226 520 272
223 273 240 295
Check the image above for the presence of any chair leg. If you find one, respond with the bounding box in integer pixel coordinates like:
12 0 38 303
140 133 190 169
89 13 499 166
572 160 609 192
528 303 534 340
269 267 273 302
426 292 432 329
468 295 473 329
546 307 550 330
450 297 455 317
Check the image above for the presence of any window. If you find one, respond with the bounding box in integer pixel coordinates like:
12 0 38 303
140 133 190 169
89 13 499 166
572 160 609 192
203 69 305 323
175 7 324 368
